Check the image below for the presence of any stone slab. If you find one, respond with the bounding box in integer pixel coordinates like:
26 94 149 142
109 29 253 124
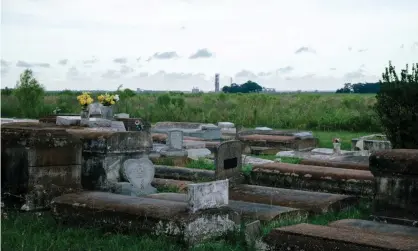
328 219 418 237
242 155 275 166
249 162 374 196
111 121 127 131
151 178 192 192
56 116 80 126
299 158 369 171
187 148 212 160
230 185 358 214
147 193 308 222
183 140 206 149
217 122 235 128
264 223 418 251
154 165 215 181
51 192 239 245
187 179 229 213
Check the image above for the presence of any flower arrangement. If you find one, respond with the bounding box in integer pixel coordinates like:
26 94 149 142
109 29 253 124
332 138 341 143
97 93 119 106
77 92 94 109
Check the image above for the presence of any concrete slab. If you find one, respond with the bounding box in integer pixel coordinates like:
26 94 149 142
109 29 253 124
329 219 418 238
264 223 418 251
147 193 308 222
249 162 374 196
230 185 358 214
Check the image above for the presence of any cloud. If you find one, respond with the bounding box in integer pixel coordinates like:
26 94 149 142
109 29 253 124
149 51 179 60
188 48 213 59
83 57 98 64
113 57 128 64
412 42 418 50
258 71 272 77
299 73 316 79
330 67 337 71
235 70 257 79
400 44 404 49
357 48 368 53
1 60 10 75
58 59 68 65
295 47 316 54
120 65 134 75
348 47 353 52
67 66 89 80
102 70 120 79
276 66 294 74
16 60 50 68
344 69 366 79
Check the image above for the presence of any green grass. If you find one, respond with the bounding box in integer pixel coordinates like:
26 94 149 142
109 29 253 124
1 202 370 251
1 92 381 132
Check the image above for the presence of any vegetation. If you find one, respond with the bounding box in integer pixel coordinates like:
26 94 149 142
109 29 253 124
336 82 380 94
222 80 263 93
375 62 418 149
1 201 370 251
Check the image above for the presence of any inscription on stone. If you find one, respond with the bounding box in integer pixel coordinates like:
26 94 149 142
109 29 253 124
168 130 183 150
187 179 229 213
215 140 243 186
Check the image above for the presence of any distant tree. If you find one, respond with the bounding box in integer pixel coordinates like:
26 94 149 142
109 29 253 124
375 61 418 149
222 80 263 93
1 87 13 96
336 83 353 93
13 69 45 117
336 82 380 93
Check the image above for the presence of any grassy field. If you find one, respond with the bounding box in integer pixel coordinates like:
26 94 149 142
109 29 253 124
1 201 370 251
1 92 380 132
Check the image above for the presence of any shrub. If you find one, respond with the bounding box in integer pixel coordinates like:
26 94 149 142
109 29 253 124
13 69 45 118
375 62 418 149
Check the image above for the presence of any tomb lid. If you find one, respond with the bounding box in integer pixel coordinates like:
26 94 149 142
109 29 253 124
369 149 418 176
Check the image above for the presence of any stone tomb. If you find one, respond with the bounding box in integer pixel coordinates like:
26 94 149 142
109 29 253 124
1 123 82 211
152 122 221 140
67 129 153 192
167 130 184 150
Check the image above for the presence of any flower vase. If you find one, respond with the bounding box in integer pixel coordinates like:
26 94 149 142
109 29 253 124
333 142 341 155
101 105 113 120
80 108 89 125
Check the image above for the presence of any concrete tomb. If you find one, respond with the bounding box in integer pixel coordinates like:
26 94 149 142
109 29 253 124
152 122 221 140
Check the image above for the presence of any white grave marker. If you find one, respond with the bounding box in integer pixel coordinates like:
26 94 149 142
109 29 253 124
122 157 156 195
168 130 183 150
187 179 229 213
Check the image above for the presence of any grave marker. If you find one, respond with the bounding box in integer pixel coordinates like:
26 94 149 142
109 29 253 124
168 130 183 150
187 179 229 213
121 157 157 196
215 140 243 186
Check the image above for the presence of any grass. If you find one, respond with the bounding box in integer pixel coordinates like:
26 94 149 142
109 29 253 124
1 92 381 132
1 201 371 251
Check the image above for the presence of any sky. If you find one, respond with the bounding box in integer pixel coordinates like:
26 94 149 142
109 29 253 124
1 0 418 91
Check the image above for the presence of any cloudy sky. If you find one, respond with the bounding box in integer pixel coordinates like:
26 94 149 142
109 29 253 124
1 0 418 91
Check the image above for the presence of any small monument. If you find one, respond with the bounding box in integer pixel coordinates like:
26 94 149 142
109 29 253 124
121 157 157 196
214 140 244 186
187 179 229 213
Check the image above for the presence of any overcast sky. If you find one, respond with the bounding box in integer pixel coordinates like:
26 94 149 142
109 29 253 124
1 0 418 91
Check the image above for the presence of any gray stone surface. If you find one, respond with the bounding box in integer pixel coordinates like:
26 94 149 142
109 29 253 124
168 130 183 150
114 113 130 119
217 122 235 128
245 220 262 246
184 140 206 149
80 118 112 127
329 219 418 237
187 179 229 213
121 157 157 196
152 122 221 140
111 121 127 132
187 148 212 160
215 140 243 186
242 155 274 166
56 116 80 126
87 102 103 117
255 127 272 130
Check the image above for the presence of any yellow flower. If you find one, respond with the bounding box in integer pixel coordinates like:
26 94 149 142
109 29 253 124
80 99 86 105
111 100 115 105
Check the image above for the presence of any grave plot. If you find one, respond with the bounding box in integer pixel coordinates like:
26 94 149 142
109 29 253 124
248 162 375 197
51 181 240 245
264 223 418 251
237 129 319 154
1 122 82 211
149 130 190 166
152 122 221 140
352 134 392 153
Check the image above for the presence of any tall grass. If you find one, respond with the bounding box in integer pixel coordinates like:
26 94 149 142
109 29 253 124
1 92 380 132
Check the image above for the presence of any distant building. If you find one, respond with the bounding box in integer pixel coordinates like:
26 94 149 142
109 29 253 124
214 73 220 92
192 87 201 93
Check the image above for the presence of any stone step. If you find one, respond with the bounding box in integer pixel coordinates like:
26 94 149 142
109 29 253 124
249 162 374 196
328 219 418 238
299 158 369 171
51 192 239 245
264 223 418 251
230 185 358 214
147 193 308 222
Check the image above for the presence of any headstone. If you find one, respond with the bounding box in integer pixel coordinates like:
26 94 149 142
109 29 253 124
215 140 243 186
114 113 130 119
168 130 183 150
111 121 126 132
187 179 229 213
121 157 157 196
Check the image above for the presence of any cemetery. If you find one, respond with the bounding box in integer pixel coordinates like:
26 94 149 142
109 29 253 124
2 97 418 251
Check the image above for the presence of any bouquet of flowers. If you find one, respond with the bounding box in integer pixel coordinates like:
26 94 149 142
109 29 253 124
77 92 94 109
97 93 119 106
